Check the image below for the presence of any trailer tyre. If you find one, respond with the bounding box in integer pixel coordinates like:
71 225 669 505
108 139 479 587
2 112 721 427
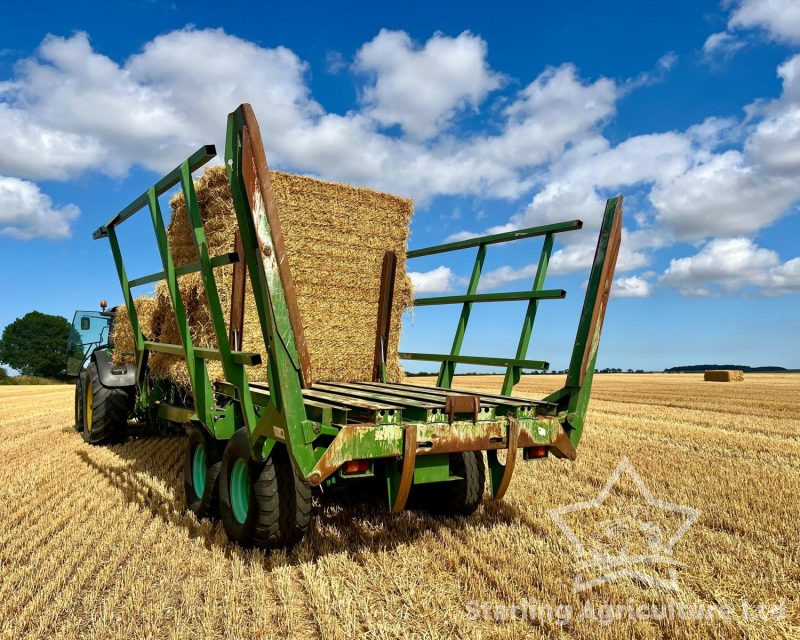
220 429 312 549
420 451 485 516
81 362 131 445
184 426 223 518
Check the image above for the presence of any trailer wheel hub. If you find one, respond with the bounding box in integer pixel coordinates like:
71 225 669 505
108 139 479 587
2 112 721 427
230 458 250 524
192 445 206 497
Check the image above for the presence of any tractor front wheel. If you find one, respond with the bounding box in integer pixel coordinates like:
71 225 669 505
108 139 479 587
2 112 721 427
184 425 223 518
219 428 312 548
81 362 131 445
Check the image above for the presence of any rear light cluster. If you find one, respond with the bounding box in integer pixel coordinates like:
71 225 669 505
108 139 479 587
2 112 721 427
341 460 370 475
523 446 548 459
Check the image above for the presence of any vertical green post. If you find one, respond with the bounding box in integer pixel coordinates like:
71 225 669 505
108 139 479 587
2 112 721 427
146 187 214 427
178 161 258 437
224 105 313 473
437 244 486 388
500 233 554 396
106 226 144 356
546 196 622 448
106 225 150 404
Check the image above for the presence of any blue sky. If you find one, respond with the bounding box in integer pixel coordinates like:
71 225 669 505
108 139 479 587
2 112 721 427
1 0 799 372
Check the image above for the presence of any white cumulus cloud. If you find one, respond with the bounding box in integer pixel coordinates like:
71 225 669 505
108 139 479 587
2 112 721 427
729 0 800 44
0 177 79 240
660 237 800 296
354 29 503 140
409 266 458 294
612 275 653 298
0 27 626 230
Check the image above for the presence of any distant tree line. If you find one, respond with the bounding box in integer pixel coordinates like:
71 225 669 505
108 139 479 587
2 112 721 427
406 367 648 376
663 364 789 373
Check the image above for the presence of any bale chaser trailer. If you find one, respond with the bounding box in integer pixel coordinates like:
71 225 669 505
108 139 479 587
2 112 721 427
77 103 622 548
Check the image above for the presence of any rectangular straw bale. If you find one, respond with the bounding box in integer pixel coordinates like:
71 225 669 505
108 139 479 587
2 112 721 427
704 369 744 382
146 165 413 388
110 296 159 365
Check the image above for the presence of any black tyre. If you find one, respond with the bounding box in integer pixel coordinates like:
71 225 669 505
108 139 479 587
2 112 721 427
418 451 486 516
74 372 86 432
82 362 132 445
184 425 223 518
219 428 312 548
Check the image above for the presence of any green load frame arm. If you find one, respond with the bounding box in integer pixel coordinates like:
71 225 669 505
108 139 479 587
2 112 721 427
92 104 322 476
403 195 623 452
223 104 318 473
93 145 263 440
547 196 622 450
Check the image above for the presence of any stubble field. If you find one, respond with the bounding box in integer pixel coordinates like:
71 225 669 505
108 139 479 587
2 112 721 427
0 374 797 639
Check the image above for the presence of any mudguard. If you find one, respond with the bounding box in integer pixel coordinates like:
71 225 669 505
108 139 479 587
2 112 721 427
91 348 136 388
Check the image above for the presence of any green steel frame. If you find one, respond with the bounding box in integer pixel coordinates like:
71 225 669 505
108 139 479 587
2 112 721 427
401 220 580 392
403 195 623 449
93 102 622 513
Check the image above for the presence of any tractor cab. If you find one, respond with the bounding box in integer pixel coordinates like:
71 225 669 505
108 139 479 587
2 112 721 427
66 302 114 377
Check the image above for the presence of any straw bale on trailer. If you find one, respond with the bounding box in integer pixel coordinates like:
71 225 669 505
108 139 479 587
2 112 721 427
110 296 159 365
118 165 414 387
704 369 744 382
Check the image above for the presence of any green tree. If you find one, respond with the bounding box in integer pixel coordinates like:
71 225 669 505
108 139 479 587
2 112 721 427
0 312 71 379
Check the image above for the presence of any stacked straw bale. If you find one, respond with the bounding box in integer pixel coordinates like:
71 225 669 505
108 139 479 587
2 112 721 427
704 370 744 382
112 165 413 388
109 297 159 363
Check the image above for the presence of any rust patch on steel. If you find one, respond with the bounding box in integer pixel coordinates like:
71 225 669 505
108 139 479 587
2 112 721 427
548 429 577 461
306 414 562 486
373 251 396 381
491 417 519 500
391 424 417 512
445 394 480 423
578 197 622 386
238 105 313 386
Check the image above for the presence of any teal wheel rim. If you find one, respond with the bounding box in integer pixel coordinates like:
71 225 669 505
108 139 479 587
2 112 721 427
192 444 206 497
230 458 250 524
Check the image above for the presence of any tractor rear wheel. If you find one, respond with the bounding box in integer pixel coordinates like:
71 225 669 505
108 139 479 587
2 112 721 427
184 425 223 518
74 372 86 432
81 362 131 445
418 451 486 516
219 428 312 548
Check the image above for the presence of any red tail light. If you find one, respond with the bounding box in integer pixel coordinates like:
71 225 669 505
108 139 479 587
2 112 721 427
524 446 548 459
342 460 370 474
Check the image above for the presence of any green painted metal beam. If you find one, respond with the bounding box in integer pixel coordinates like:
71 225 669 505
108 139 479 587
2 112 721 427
437 244 486 388
92 145 216 239
545 196 623 450
414 288 565 306
142 341 261 366
225 104 312 471
106 225 150 407
400 352 549 370
501 232 555 396
128 252 239 288
566 197 621 390
146 187 214 426
106 227 143 355
178 158 262 440
407 220 582 258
